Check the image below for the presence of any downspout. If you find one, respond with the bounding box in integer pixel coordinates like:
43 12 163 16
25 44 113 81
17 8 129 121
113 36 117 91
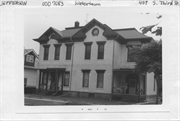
69 36 74 93
111 35 119 100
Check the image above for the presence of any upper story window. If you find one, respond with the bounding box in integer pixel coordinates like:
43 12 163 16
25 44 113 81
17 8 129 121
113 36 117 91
26 54 34 63
97 41 106 59
92 28 99 36
43 45 50 60
96 70 105 88
64 71 70 86
65 43 73 60
54 44 61 60
24 78 27 87
84 42 93 60
82 70 90 87
127 45 141 62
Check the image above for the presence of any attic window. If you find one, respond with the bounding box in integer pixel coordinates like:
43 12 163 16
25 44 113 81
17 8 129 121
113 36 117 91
92 28 99 36
49 33 55 39
26 55 34 63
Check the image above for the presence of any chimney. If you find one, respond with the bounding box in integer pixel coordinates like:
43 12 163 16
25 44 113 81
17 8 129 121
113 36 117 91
75 21 79 28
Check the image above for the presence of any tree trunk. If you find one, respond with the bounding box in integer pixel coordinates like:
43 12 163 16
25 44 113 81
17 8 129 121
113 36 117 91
155 75 160 104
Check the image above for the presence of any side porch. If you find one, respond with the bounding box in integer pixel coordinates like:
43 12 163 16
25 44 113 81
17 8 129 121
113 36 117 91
112 69 146 102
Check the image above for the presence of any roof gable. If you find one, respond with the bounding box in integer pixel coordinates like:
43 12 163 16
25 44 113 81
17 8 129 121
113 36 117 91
24 49 39 58
72 18 119 41
33 27 63 43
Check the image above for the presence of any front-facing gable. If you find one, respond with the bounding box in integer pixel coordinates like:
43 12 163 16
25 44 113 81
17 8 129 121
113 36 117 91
24 49 38 67
72 18 119 41
84 25 107 42
33 27 63 44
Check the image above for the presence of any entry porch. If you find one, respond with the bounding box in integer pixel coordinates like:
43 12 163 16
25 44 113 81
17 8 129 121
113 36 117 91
37 68 66 95
112 69 146 102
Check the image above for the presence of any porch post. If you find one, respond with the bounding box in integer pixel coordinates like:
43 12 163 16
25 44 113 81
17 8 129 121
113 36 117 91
144 73 147 100
61 71 64 94
111 71 115 100
38 70 42 92
46 72 49 94
55 69 58 93
138 73 141 102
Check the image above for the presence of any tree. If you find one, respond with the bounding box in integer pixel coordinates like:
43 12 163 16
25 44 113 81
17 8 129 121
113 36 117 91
134 13 163 104
131 40 162 104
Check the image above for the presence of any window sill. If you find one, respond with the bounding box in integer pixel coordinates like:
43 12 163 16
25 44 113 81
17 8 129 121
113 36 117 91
82 87 89 89
63 86 69 87
96 87 104 90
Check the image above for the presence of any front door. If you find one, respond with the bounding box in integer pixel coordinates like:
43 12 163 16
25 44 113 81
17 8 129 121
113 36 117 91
128 79 137 94
127 74 138 94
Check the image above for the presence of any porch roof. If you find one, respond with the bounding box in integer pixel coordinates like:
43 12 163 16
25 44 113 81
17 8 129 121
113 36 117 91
38 68 66 71
113 68 135 72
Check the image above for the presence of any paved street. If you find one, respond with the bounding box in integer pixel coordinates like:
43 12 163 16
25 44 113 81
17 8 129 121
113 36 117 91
24 94 159 106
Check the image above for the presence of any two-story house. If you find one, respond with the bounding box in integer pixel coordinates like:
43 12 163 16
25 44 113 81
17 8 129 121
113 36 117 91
33 19 157 102
24 49 39 93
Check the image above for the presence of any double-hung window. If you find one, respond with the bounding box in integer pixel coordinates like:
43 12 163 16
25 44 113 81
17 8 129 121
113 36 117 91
54 44 61 60
64 72 70 86
97 41 106 59
24 78 27 87
84 42 92 60
82 70 90 87
96 70 105 88
65 44 73 60
43 45 50 60
127 45 141 62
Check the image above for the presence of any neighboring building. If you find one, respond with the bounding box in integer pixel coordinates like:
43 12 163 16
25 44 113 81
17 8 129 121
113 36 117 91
24 49 39 93
33 19 157 102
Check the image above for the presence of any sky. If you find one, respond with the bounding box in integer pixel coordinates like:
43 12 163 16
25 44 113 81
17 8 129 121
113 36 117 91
24 7 162 54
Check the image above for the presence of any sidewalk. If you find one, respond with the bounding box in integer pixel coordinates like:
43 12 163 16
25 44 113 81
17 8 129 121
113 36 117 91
25 94 138 105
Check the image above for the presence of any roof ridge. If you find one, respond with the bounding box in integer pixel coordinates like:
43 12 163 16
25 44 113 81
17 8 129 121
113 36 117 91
113 28 136 31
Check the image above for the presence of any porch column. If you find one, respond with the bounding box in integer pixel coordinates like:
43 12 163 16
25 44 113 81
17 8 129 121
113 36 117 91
55 70 59 92
45 72 49 94
111 71 116 94
38 70 42 91
138 74 141 102
61 71 64 94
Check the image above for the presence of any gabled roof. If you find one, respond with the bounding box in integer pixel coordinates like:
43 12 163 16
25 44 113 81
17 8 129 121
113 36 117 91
72 18 119 40
33 18 152 44
61 28 81 38
24 49 39 59
33 27 63 43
